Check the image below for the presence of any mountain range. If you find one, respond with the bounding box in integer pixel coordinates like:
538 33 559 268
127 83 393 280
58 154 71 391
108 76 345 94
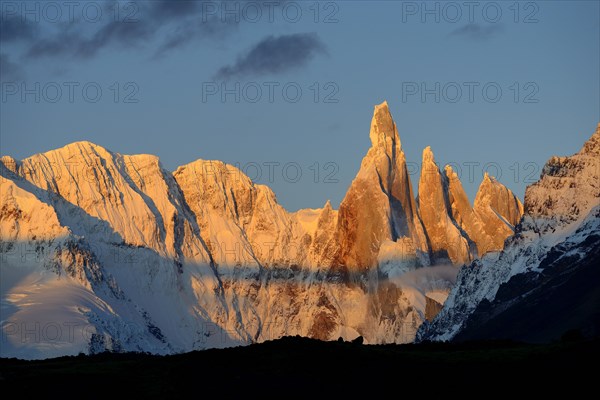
2 102 597 359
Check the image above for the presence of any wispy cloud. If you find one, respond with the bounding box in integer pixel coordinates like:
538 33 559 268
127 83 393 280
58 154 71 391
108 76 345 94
26 21 154 59
215 33 327 80
153 16 237 59
449 23 504 41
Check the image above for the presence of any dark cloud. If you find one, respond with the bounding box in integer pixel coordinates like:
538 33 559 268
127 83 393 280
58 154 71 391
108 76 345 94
35 20 154 60
151 0 200 18
0 53 23 81
215 33 327 80
78 20 154 58
9 1 299 63
449 23 504 40
23 1 240 60
0 15 38 42
25 27 78 59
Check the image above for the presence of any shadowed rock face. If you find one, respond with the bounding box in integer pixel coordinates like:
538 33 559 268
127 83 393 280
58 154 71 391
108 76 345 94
425 296 445 322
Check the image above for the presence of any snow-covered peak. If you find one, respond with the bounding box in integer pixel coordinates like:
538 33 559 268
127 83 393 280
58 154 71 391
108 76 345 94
52 140 113 160
174 159 254 193
10 142 210 259
524 124 600 229
0 176 69 241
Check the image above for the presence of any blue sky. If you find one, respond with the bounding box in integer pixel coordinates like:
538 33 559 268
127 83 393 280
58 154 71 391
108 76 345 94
1 1 599 211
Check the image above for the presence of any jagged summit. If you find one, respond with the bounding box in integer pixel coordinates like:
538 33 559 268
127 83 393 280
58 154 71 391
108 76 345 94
475 173 523 224
335 101 428 271
418 145 471 264
525 123 600 225
579 122 600 155
422 146 435 163
369 100 400 149
375 99 389 109
0 155 19 174
480 172 503 186
443 164 461 182
416 145 523 263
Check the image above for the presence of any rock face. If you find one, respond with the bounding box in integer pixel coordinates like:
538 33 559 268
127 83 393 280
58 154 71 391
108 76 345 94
334 102 429 272
473 173 524 252
525 124 600 229
425 294 446 322
446 167 524 258
417 149 523 265
418 124 600 342
0 101 527 358
173 159 294 269
418 147 471 265
295 200 338 268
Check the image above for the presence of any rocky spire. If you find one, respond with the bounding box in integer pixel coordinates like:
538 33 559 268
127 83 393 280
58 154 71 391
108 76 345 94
445 166 494 257
334 101 429 271
418 147 471 265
